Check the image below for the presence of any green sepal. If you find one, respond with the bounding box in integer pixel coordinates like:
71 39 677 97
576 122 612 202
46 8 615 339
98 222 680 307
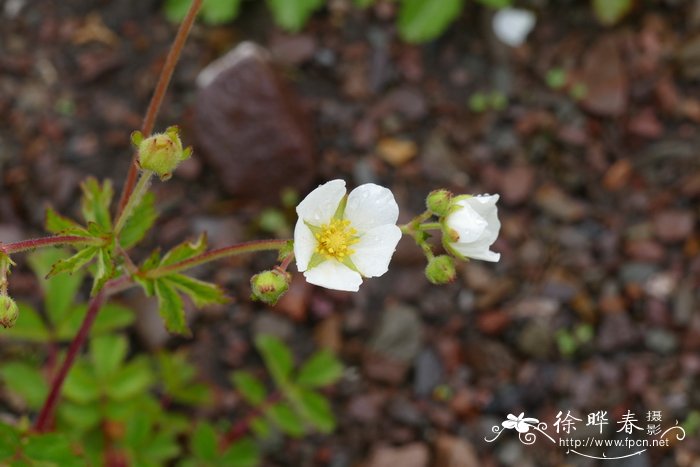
341 256 361 274
442 236 467 262
277 240 294 262
306 252 325 270
303 221 321 236
332 195 348 220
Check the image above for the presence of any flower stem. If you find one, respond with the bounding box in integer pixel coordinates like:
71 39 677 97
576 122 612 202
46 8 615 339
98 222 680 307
146 239 290 278
116 0 203 218
34 275 133 432
416 222 441 231
1 235 102 254
114 171 152 235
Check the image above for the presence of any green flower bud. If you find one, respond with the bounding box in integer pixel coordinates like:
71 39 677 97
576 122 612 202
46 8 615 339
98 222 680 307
133 126 192 181
250 270 291 305
0 295 19 328
426 189 453 217
425 255 456 285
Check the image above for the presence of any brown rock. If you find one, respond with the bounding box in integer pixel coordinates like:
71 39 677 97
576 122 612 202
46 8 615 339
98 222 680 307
653 209 695 243
365 443 429 467
377 137 418 167
534 184 588 222
434 435 480 467
603 159 633 191
194 43 315 201
579 35 628 116
499 165 535 205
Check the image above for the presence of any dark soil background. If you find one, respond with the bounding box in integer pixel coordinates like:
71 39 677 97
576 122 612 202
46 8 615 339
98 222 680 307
1 0 700 466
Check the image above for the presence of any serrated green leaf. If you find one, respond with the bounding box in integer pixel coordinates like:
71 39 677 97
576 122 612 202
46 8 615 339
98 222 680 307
0 361 48 409
80 177 113 230
166 274 228 307
90 246 115 296
398 0 464 43
191 422 217 462
2 302 50 342
57 401 102 432
24 433 79 464
255 335 294 386
266 402 304 437
160 233 207 267
231 371 267 405
296 349 343 388
592 0 632 25
45 207 90 236
294 388 335 433
0 422 20 460
91 334 128 381
120 192 157 249
63 360 100 404
221 437 260 466
47 247 98 279
201 0 243 24
154 280 189 335
266 0 322 32
106 357 153 401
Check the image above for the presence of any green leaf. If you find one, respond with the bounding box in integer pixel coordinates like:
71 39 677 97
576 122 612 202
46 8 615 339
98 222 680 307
160 233 207 267
231 371 267 405
265 0 322 32
0 361 48 409
201 0 243 24
221 437 260 467
353 0 374 8
166 274 228 307
106 357 154 401
154 280 189 335
80 177 113 230
45 207 90 236
250 417 271 439
24 433 80 465
475 0 512 8
2 302 50 342
294 388 335 433
91 334 128 381
63 360 100 404
163 0 191 22
120 192 157 249
46 246 98 279
592 0 633 26
266 402 304 437
92 302 135 335
255 335 294 386
158 352 211 405
191 422 217 462
28 249 86 326
57 401 102 432
0 423 20 460
296 349 343 388
90 246 115 296
397 0 464 43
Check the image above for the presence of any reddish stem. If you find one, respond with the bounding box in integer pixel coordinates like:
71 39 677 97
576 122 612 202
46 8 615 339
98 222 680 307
116 0 203 217
34 276 132 432
1 236 99 254
221 393 282 448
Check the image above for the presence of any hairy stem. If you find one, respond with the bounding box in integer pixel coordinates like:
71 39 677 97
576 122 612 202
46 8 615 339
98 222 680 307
34 276 133 432
116 0 203 217
114 171 152 235
1 236 102 254
146 239 290 279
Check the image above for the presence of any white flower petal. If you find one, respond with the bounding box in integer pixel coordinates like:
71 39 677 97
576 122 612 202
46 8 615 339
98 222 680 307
446 202 488 243
452 241 501 262
502 421 517 429
344 183 399 232
303 260 363 292
296 179 346 226
492 8 536 47
293 219 316 272
463 195 501 245
350 224 402 277
515 423 531 433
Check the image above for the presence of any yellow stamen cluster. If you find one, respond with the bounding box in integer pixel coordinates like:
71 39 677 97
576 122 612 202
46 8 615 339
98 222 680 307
315 219 358 261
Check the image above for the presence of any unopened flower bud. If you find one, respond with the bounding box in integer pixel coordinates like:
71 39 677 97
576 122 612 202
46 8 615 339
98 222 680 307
250 270 291 305
133 126 192 181
425 255 456 285
0 295 19 328
426 189 453 217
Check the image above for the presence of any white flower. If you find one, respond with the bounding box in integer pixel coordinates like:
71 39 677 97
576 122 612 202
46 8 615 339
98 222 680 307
492 8 536 47
294 180 402 292
444 194 501 262
502 413 539 433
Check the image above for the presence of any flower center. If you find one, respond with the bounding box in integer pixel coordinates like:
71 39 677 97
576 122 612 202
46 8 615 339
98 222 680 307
315 219 358 261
